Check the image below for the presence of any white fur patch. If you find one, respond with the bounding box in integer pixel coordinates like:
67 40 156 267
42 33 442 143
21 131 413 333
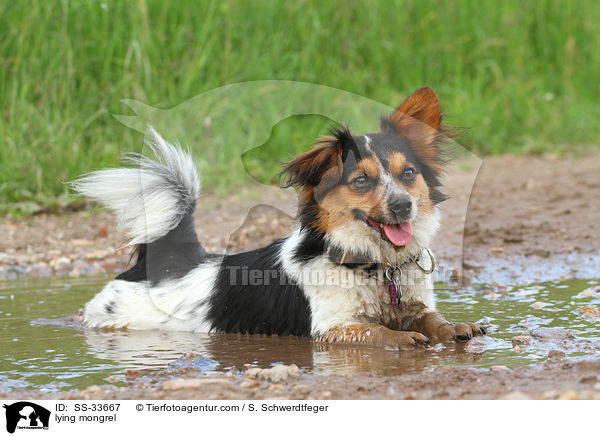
83 260 220 332
362 134 372 151
71 127 200 246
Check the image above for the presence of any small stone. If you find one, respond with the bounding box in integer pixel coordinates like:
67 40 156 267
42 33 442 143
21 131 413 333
240 380 260 389
573 286 600 299
294 384 310 392
541 390 561 399
576 305 600 318
244 368 262 379
81 385 103 395
531 301 551 310
162 378 231 390
125 369 142 379
558 390 578 400
475 285 495 295
244 364 299 383
500 391 531 400
548 350 566 359
511 335 531 347
262 364 300 382
490 365 510 372
579 376 597 384
71 238 92 247
268 384 284 391
490 247 504 253
49 256 71 269
530 327 574 340
497 285 510 294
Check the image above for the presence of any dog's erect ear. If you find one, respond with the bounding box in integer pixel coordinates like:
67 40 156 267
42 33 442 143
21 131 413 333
388 87 443 174
391 86 441 142
282 139 343 195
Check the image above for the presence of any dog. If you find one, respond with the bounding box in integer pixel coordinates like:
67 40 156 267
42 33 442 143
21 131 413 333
73 86 485 349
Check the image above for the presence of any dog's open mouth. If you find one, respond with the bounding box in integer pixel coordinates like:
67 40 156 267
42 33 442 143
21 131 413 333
365 217 413 247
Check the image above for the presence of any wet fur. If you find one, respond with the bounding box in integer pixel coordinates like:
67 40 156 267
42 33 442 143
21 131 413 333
75 87 484 348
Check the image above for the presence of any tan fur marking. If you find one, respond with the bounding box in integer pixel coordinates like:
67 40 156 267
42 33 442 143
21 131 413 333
357 158 380 178
319 323 429 348
315 184 385 232
389 152 408 176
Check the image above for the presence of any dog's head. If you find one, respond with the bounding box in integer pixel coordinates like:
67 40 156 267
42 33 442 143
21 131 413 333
283 87 451 264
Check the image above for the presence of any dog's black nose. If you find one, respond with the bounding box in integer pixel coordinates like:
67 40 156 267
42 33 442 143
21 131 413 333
389 197 412 216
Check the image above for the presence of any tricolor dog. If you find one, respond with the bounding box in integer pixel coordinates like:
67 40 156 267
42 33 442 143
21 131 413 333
73 87 485 349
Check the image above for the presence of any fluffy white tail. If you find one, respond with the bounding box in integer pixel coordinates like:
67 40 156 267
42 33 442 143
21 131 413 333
71 127 200 246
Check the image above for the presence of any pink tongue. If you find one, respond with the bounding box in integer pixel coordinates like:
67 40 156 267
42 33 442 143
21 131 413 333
383 222 413 246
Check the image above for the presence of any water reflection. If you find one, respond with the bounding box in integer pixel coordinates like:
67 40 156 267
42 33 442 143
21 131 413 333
82 328 484 377
1 276 599 392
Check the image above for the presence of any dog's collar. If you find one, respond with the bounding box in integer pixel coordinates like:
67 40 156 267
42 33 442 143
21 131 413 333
326 245 435 274
327 245 436 307
326 245 380 272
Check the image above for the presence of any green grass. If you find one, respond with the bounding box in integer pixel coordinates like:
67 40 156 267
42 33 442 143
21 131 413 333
1 0 599 209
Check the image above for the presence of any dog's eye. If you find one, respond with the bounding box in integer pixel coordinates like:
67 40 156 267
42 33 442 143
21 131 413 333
352 175 368 187
401 167 416 181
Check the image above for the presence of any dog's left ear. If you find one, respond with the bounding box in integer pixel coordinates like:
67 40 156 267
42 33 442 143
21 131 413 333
281 139 343 196
388 87 443 174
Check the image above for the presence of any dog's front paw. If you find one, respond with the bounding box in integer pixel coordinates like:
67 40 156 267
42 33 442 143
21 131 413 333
370 327 430 350
432 322 486 343
319 324 430 350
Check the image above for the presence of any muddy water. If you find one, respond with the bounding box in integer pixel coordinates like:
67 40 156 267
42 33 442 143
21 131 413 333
1 276 599 393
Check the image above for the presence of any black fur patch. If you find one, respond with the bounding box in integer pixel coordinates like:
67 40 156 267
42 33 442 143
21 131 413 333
206 240 312 337
293 228 326 263
116 214 211 285
104 301 115 314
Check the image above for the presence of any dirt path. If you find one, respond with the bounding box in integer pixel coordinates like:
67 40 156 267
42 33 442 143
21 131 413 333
2 356 599 400
459 153 600 283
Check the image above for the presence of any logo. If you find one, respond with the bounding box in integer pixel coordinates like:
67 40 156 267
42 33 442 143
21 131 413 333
2 402 50 434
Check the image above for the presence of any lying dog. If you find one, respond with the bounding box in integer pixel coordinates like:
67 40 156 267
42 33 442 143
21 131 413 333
73 86 484 349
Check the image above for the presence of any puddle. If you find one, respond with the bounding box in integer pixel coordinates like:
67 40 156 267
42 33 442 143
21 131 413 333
0 276 599 393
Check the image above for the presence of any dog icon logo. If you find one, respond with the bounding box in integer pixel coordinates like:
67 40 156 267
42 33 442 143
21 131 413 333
2 402 50 433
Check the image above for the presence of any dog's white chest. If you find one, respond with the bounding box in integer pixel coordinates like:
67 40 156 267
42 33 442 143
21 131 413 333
298 261 398 335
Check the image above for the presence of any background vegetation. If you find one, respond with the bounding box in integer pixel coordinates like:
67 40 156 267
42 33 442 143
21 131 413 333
1 0 599 211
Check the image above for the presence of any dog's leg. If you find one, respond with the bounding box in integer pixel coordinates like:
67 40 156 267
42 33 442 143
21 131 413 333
399 301 486 343
317 323 430 350
399 262 485 343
